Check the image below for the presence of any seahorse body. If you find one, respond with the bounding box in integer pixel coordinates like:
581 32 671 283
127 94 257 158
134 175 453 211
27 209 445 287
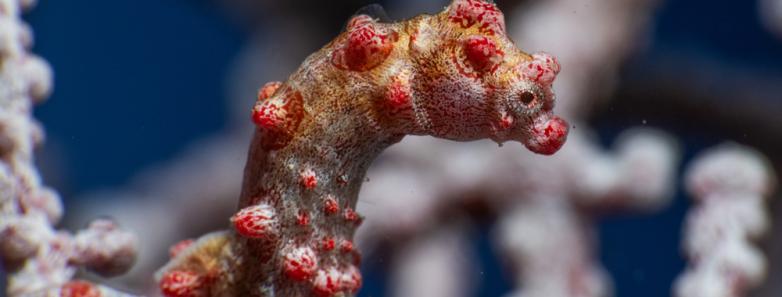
156 1 569 296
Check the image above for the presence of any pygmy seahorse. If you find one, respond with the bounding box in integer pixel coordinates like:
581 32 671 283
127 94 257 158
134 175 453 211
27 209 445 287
155 1 569 296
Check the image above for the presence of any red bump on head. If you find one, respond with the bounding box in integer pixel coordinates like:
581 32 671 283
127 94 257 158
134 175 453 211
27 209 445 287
322 237 336 251
343 207 362 224
296 210 310 226
340 265 363 293
379 71 417 123
231 204 277 239
300 169 318 190
252 101 286 130
448 0 506 35
386 78 411 110
251 89 303 129
323 195 340 215
520 52 560 86
462 36 503 74
256 81 282 101
524 115 569 155
534 52 560 74
340 240 354 253
61 280 101 297
252 88 305 150
312 268 342 297
159 270 205 297
283 246 318 281
169 239 195 258
332 15 396 72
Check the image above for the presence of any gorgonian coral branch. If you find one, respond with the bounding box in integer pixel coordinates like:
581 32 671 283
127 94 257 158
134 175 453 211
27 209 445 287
1 1 138 296
155 1 570 296
675 144 776 297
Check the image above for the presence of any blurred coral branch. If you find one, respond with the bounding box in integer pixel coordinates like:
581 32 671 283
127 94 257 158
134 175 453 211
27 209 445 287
675 145 776 297
0 0 138 296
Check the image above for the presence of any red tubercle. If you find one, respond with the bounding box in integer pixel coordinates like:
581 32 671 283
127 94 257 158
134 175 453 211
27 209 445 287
297 210 311 226
332 15 396 72
341 265 363 293
462 36 503 74
256 81 282 101
252 101 286 130
252 88 305 150
381 72 416 122
340 240 354 253
343 207 362 225
526 115 569 155
312 268 343 297
169 239 195 258
283 246 319 281
322 237 336 251
61 280 101 297
323 195 340 215
159 270 206 297
540 116 568 139
448 0 506 35
453 35 504 78
311 266 363 296
300 169 318 190
519 52 560 86
231 203 277 239
385 78 412 110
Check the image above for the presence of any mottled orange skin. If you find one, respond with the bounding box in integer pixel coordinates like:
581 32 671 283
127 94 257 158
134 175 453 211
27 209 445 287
156 1 568 296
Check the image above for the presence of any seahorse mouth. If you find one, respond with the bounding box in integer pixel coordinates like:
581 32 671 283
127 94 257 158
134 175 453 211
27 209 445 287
520 113 569 155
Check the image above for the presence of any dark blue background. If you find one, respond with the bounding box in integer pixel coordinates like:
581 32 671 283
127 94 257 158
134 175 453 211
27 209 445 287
23 0 782 296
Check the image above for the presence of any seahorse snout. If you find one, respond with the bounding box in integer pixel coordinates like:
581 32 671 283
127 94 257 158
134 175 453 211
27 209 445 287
522 114 569 155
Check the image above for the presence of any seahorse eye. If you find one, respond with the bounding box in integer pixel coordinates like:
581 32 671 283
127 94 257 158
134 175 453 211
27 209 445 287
519 90 536 106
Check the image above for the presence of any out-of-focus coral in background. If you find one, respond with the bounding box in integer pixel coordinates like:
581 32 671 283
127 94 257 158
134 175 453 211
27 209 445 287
1 0 138 296
4 0 782 296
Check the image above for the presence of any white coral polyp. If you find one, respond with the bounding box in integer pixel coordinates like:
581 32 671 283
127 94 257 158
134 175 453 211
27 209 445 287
1 1 138 295
72 219 139 276
676 144 776 297
685 144 774 198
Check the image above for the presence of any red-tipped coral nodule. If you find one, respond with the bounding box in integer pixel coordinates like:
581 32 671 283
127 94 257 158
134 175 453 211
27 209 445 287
332 15 397 72
462 35 503 74
282 245 319 281
525 115 569 155
520 52 560 86
231 204 277 239
159 270 206 297
448 0 506 35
